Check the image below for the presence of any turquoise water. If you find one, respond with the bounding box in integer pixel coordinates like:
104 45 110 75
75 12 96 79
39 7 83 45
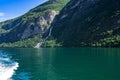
0 48 120 80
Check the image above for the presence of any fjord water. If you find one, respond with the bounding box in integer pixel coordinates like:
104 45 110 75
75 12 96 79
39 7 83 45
0 48 120 80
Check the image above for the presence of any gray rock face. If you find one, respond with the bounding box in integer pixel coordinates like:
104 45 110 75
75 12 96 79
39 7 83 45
20 10 58 39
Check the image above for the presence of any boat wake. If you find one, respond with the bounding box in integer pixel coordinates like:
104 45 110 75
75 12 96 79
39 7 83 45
0 53 19 80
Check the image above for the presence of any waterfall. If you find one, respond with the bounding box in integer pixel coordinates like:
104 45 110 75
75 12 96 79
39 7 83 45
34 27 53 48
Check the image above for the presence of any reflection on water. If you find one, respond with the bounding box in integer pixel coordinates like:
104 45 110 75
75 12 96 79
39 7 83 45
0 48 120 80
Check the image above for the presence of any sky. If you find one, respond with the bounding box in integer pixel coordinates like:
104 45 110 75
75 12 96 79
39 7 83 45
0 0 48 22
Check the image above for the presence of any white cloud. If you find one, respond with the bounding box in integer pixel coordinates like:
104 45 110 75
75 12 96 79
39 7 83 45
0 12 5 17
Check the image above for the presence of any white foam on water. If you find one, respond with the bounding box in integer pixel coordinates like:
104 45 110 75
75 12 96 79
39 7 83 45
0 53 19 80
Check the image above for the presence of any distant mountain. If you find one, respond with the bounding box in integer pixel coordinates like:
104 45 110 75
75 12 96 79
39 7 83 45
51 0 120 47
0 0 70 43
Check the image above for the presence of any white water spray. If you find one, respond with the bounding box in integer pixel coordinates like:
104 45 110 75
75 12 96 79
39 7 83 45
0 53 19 80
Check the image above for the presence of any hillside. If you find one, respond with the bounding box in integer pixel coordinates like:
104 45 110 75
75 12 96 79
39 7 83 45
50 0 120 47
0 0 70 47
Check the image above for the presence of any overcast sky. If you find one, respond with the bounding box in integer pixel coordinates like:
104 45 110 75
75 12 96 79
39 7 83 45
0 0 48 22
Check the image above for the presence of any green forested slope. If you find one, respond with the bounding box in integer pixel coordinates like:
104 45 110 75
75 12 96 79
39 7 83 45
51 0 120 47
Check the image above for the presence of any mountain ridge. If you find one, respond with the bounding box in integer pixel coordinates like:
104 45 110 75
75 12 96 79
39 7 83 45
1 0 120 47
0 0 70 43
0 0 70 47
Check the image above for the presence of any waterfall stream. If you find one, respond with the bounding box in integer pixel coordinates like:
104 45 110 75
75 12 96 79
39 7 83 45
35 27 53 48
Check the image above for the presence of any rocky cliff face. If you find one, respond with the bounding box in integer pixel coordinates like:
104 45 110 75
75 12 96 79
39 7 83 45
0 0 70 43
21 10 57 39
0 11 58 43
51 0 120 47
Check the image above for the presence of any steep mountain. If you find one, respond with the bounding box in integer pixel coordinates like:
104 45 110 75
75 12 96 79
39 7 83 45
0 0 70 44
51 0 120 47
